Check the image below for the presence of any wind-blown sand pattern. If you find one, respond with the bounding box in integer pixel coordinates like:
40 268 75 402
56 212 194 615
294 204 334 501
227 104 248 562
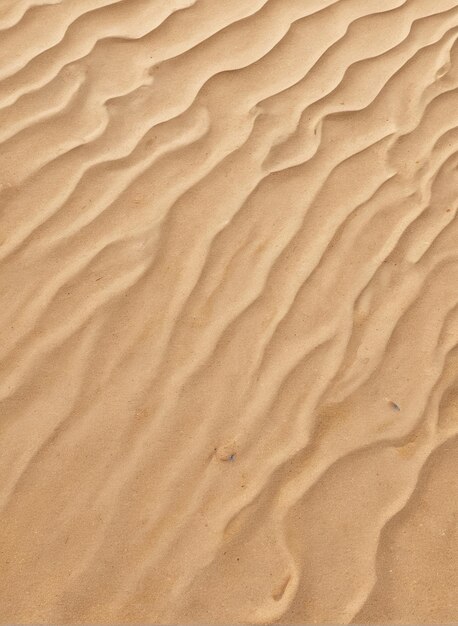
0 0 457 623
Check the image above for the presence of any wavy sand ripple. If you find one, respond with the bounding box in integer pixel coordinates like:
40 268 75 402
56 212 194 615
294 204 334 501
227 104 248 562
0 0 457 623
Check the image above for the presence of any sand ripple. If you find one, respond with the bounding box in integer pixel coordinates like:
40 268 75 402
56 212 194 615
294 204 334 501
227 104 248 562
0 0 457 623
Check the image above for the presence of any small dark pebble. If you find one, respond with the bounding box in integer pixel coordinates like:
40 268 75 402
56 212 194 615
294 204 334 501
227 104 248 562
389 401 401 412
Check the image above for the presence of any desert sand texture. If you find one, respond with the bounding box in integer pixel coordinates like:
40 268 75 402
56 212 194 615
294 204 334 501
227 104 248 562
0 0 457 623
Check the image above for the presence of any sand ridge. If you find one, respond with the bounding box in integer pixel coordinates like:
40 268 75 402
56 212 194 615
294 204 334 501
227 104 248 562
0 0 457 623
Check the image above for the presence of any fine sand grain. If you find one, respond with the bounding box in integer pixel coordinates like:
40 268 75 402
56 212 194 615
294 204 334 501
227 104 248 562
0 0 457 623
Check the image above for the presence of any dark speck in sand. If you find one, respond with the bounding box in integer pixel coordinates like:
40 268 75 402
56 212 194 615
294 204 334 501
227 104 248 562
215 444 237 462
389 401 401 412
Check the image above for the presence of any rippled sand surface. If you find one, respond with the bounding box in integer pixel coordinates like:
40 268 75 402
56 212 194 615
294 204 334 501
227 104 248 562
0 0 457 623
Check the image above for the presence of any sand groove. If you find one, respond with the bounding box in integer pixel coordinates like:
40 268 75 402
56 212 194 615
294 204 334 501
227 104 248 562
0 0 457 623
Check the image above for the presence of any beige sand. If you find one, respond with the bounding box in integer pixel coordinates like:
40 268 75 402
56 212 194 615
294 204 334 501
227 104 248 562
0 0 457 623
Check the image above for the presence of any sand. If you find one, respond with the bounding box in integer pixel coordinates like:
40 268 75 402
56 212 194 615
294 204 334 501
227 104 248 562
0 0 457 623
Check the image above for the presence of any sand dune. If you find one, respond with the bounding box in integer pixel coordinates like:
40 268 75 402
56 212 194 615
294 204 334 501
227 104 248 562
0 0 457 623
